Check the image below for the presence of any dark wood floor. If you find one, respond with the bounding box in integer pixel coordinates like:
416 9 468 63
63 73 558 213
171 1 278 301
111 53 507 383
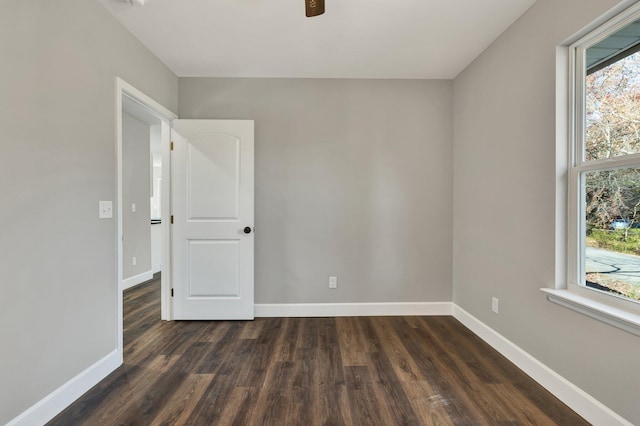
50 278 587 425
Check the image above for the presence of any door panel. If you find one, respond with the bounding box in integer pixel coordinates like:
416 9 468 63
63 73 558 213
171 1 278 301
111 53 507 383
188 133 239 219
187 240 239 297
171 120 254 320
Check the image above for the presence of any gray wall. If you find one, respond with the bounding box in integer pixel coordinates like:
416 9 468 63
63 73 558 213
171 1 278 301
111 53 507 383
179 78 453 304
123 113 152 280
0 0 177 422
452 0 640 422
5 0 636 422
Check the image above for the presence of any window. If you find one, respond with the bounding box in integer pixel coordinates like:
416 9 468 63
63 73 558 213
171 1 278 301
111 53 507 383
559 5 640 329
572 10 640 305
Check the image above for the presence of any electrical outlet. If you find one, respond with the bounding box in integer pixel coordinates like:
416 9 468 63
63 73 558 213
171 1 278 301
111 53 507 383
132 257 137 266
131 203 136 213
329 276 337 289
492 297 499 314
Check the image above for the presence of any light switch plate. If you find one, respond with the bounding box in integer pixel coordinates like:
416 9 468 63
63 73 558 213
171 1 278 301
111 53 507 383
99 201 113 219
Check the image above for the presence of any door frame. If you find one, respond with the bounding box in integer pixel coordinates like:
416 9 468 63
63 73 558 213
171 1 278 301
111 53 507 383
115 77 177 360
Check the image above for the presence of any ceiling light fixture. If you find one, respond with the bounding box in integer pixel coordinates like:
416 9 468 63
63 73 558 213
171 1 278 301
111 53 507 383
305 0 324 17
127 0 147 6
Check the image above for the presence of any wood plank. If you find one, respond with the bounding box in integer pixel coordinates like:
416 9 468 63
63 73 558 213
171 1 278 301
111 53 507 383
343 366 395 426
399 380 455 426
405 318 505 425
369 316 424 383
416 318 528 424
245 361 296 426
235 319 282 388
387 316 481 424
81 355 180 425
365 350 422 424
313 317 350 426
488 383 557 425
238 317 265 340
215 386 257 426
275 317 300 362
335 317 369 367
147 374 215 426
186 362 251 424
49 279 590 425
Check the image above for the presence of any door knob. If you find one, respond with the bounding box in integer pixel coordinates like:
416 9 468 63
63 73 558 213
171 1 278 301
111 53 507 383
244 226 252 234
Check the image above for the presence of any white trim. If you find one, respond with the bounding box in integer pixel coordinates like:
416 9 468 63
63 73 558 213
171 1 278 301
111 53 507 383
556 44 570 290
115 77 178 360
452 305 633 426
117 79 177 123
116 78 124 362
563 2 640 318
541 288 640 337
159 120 172 321
571 2 640 67
254 302 453 317
122 270 154 291
561 0 638 47
7 350 120 426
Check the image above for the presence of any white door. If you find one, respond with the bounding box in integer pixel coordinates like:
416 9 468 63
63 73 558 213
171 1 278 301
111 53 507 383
171 120 254 320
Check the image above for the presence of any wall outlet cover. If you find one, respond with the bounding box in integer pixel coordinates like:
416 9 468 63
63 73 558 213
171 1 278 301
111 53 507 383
99 200 113 219
329 276 338 289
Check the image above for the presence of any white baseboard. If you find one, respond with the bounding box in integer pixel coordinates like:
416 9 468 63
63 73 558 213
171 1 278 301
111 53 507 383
452 305 632 426
255 302 453 317
122 270 154 290
7 349 121 426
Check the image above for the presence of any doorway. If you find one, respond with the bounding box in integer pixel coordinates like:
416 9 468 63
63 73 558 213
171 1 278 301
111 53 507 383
116 78 177 360
115 79 255 360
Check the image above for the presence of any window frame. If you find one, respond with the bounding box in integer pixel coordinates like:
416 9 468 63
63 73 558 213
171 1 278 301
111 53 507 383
545 2 640 336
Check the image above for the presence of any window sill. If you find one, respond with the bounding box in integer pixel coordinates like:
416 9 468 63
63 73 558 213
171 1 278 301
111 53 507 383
540 288 640 337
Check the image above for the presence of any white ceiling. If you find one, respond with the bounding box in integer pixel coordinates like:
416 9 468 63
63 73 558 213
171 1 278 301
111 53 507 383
98 0 536 79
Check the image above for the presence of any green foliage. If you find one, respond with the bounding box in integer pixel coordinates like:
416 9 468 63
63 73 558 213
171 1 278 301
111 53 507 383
587 228 640 255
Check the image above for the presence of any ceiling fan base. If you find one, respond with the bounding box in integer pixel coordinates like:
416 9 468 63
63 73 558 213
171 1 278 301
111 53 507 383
305 0 325 17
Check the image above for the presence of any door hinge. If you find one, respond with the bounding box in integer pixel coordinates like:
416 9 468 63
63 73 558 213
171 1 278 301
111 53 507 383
171 288 174 297
170 141 174 151
171 215 174 224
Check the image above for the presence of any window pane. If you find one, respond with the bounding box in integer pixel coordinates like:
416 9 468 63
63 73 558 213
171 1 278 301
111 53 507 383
585 50 640 161
584 168 640 301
